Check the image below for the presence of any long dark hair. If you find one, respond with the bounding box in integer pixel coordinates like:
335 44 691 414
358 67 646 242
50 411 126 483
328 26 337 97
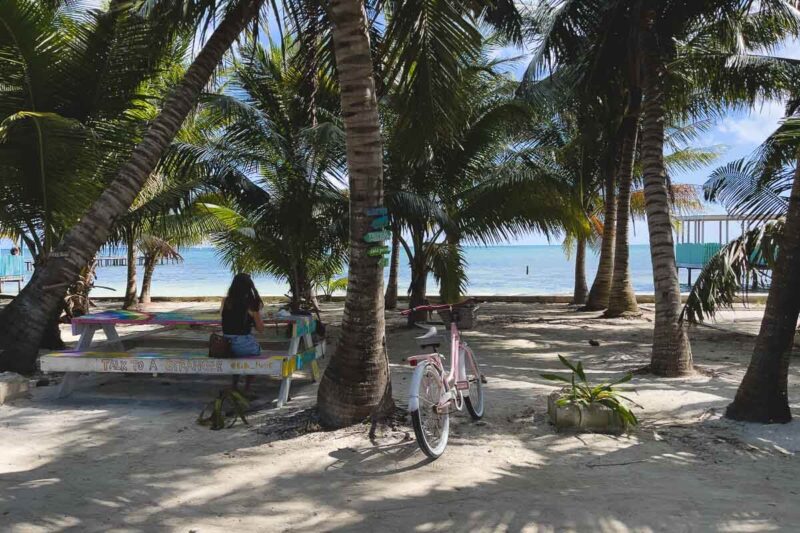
224 273 263 313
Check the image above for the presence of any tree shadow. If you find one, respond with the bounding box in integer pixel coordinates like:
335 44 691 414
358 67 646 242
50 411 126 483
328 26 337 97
2 301 797 530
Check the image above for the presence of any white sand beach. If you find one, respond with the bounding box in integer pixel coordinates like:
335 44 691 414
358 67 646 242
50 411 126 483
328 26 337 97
1 302 797 532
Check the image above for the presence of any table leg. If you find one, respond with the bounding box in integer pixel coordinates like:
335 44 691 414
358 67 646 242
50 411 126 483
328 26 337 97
58 373 78 398
277 377 292 407
101 324 123 351
303 332 321 382
76 325 98 351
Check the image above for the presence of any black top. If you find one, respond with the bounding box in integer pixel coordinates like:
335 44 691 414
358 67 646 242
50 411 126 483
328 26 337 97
222 303 254 335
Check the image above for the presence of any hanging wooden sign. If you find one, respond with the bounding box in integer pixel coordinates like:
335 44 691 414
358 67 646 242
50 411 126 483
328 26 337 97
368 245 390 256
364 230 391 243
370 215 389 229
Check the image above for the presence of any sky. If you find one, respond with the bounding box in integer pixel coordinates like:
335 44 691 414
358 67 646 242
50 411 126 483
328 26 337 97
4 11 799 250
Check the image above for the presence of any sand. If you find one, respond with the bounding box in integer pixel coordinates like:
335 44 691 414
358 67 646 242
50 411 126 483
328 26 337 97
1 301 798 532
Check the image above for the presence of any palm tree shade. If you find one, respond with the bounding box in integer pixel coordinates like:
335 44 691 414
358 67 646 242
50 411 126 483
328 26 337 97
0 0 264 373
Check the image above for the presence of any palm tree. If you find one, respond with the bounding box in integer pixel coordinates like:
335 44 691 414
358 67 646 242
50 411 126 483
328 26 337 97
637 0 800 376
681 112 800 422
525 0 799 375
0 1 182 352
157 39 349 310
0 0 265 373
517 107 607 306
384 227 401 309
385 55 583 321
729 160 800 423
606 119 716 317
521 1 632 312
315 0 394 427
605 96 642 317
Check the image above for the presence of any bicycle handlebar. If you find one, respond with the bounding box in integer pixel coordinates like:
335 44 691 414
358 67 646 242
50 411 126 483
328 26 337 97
400 299 478 316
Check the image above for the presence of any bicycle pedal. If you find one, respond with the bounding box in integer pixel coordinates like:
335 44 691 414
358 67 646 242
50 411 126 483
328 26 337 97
480 374 487 384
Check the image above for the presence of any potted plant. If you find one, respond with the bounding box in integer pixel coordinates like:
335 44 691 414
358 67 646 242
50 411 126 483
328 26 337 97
542 356 640 434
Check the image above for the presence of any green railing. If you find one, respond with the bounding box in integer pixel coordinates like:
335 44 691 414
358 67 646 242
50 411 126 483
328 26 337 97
675 243 722 268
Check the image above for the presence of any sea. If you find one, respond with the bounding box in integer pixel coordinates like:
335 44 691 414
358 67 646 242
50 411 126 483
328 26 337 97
14 244 656 297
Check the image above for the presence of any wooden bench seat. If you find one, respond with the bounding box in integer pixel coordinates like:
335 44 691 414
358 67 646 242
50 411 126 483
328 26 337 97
39 348 320 406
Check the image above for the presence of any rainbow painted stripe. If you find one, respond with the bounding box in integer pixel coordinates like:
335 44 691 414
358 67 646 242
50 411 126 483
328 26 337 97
72 310 317 336
72 310 219 326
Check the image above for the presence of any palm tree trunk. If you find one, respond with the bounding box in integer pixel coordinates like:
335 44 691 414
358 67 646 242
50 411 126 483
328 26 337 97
726 161 800 423
40 305 66 351
572 236 588 305
405 228 429 325
585 170 617 310
407 262 428 327
138 254 157 304
0 0 264 374
640 31 693 376
606 110 641 317
384 227 400 310
123 235 137 309
316 0 392 428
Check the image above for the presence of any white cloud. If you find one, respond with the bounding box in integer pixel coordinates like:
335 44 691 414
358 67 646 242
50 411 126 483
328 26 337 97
715 100 786 145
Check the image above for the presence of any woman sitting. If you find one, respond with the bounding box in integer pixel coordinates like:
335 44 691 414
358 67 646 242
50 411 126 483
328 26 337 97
221 273 265 390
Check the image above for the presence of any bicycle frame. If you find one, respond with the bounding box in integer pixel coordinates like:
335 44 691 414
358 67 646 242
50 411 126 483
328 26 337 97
407 314 476 412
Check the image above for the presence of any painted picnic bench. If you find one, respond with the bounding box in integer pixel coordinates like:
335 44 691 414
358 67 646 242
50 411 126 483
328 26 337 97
39 310 323 406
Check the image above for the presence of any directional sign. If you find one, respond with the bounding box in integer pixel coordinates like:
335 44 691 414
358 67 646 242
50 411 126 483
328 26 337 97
366 207 388 216
364 230 391 243
368 245 390 257
379 257 389 268
370 215 389 229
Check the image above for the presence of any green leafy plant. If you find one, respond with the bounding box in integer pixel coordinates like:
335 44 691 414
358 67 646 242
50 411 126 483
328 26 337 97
198 389 250 430
541 355 640 428
316 275 348 302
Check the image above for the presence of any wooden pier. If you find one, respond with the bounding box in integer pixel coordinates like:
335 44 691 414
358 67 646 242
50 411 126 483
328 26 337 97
25 255 181 272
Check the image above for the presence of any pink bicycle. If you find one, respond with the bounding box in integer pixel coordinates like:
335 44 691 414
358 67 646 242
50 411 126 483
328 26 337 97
401 301 486 458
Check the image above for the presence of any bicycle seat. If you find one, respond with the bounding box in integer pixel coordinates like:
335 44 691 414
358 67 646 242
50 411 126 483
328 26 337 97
416 326 444 350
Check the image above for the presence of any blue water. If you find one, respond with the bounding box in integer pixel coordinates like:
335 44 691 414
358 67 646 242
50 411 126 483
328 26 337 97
7 245 657 297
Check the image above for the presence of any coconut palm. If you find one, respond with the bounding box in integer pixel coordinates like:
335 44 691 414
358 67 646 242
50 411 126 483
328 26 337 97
385 53 584 323
699 117 800 423
524 0 800 375
315 0 522 425
680 109 800 422
313 0 394 427
636 0 800 376
109 169 216 308
727 178 799 423
0 1 184 353
606 120 717 317
521 1 631 312
517 107 607 306
0 0 265 372
159 39 349 311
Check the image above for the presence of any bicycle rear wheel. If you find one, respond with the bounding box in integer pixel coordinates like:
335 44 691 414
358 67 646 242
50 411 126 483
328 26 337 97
464 349 485 419
409 361 450 459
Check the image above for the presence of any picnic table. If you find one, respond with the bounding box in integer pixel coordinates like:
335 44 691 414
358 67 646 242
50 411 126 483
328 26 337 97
40 309 324 406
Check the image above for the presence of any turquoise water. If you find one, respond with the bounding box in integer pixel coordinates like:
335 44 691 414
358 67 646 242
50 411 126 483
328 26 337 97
8 245 657 297
90 244 657 297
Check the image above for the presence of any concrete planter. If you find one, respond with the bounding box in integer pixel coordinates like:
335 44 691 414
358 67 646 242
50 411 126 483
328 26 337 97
547 391 626 434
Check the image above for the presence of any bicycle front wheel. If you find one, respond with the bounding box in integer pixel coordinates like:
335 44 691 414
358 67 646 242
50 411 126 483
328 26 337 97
464 349 485 420
409 361 450 459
